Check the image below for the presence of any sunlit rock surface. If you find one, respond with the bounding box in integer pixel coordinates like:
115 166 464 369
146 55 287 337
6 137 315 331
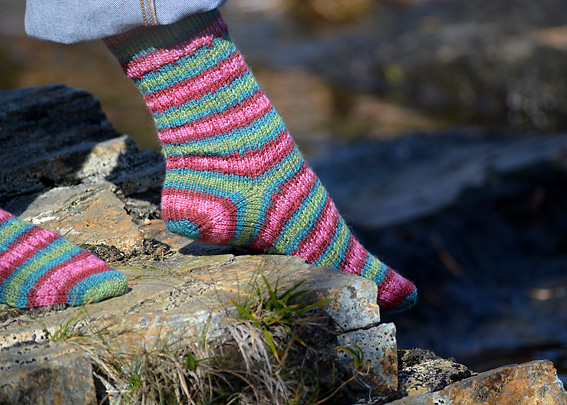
1 85 566 404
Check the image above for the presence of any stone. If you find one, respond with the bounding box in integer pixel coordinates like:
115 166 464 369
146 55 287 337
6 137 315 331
397 349 475 396
390 360 567 405
0 84 164 205
336 323 398 391
13 182 144 252
2 83 566 404
0 341 97 405
301 264 382 331
0 255 383 352
312 133 567 228
191 254 382 330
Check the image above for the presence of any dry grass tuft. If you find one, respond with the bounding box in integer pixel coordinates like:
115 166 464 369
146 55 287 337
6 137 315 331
47 274 371 404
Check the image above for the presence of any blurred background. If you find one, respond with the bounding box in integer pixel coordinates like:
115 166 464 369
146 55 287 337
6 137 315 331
1 0 566 382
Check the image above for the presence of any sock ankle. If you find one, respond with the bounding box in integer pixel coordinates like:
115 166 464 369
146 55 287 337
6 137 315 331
0 208 128 308
103 10 416 313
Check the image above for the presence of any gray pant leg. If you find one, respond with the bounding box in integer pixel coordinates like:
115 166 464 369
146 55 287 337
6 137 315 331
25 0 227 43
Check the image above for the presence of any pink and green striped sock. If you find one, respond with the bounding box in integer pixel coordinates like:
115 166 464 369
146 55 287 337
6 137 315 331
104 10 416 313
0 208 128 308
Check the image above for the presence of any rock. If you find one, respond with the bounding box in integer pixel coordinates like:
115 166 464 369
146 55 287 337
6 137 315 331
311 132 567 228
397 349 475 396
10 182 144 252
0 84 164 205
260 255 382 331
2 83 566 404
390 360 567 404
311 131 567 373
0 341 97 405
0 255 397 399
0 254 384 347
337 323 398 391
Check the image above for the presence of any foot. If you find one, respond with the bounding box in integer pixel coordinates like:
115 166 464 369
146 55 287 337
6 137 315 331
104 10 416 313
0 208 128 308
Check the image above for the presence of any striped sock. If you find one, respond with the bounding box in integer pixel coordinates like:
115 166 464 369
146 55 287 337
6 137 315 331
0 208 128 308
104 10 416 313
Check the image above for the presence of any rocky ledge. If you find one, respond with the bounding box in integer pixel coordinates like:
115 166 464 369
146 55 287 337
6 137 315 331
0 85 566 404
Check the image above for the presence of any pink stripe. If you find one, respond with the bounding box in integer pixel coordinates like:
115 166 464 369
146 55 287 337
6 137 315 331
339 237 368 276
0 208 14 222
28 252 109 307
158 90 271 144
291 197 341 264
376 269 416 312
166 130 294 177
145 52 247 113
249 165 315 251
123 13 228 79
0 227 59 280
161 189 237 245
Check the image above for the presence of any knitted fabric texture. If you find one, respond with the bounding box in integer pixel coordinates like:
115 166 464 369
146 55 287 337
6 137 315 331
0 208 128 308
104 10 417 313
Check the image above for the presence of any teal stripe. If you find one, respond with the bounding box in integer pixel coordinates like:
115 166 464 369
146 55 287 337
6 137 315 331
0 237 65 304
164 168 257 188
363 258 386 282
163 180 247 201
0 215 17 231
312 223 342 266
230 197 250 245
279 183 330 255
333 227 354 268
164 137 298 188
156 68 253 121
387 289 418 314
314 222 353 269
162 126 285 163
166 218 201 240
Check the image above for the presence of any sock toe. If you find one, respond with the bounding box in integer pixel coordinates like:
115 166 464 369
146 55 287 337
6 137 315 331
0 208 128 309
374 267 417 313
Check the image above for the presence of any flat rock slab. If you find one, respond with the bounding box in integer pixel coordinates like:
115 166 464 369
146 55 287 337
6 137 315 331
0 254 395 395
15 182 144 252
391 360 567 404
0 254 381 350
0 341 97 405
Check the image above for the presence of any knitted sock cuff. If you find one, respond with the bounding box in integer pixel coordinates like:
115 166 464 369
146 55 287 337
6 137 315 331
103 9 227 67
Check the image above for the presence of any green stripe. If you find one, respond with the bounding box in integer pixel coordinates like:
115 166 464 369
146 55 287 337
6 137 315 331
272 181 327 253
161 109 284 157
0 218 28 241
316 219 350 268
153 74 258 128
136 38 234 93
